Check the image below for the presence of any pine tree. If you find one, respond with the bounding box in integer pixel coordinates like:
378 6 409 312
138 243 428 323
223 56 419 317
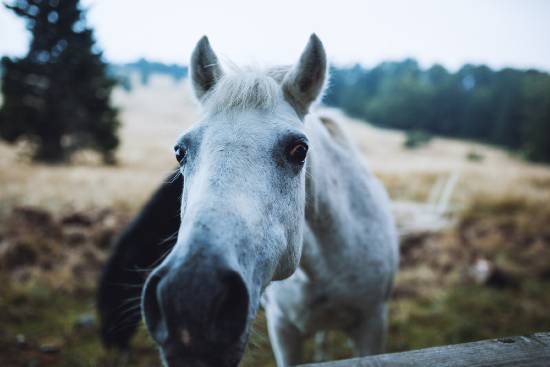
0 0 119 163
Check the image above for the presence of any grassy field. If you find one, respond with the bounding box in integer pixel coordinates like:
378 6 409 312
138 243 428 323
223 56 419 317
1 75 550 366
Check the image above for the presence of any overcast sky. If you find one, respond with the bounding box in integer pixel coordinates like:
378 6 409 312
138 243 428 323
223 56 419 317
1 0 549 71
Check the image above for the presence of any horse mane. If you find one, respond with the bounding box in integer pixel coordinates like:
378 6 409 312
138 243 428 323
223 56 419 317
201 64 292 113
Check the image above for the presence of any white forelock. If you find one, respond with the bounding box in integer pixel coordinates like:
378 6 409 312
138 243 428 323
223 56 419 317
201 65 292 114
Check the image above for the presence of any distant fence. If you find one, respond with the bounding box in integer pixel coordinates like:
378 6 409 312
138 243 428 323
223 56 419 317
298 332 550 367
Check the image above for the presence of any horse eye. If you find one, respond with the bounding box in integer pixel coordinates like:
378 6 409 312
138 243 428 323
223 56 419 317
174 144 187 165
288 142 308 164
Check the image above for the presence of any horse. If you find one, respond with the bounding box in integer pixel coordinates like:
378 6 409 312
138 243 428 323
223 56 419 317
97 34 399 367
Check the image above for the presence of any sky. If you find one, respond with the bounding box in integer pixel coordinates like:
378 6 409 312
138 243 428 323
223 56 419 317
1 0 550 71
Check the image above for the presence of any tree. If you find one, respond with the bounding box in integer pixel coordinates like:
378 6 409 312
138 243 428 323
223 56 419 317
521 72 550 162
323 60 550 164
0 0 119 163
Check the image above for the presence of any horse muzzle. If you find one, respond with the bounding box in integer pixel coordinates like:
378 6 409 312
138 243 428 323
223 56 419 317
142 253 250 366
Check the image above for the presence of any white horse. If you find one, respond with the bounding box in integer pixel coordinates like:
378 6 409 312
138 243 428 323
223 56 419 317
140 34 399 367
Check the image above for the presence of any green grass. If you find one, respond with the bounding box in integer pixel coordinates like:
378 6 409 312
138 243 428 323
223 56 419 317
2 271 550 366
389 282 550 352
0 279 158 367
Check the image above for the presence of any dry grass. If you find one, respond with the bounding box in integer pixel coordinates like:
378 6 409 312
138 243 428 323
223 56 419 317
2 79 550 215
0 75 198 214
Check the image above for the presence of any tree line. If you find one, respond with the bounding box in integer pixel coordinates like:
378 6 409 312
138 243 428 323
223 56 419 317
110 59 188 91
323 60 550 163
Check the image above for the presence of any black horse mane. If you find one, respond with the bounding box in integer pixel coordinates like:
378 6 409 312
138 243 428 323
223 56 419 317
97 170 182 348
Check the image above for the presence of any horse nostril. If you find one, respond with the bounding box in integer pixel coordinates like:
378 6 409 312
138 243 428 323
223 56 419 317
142 265 250 348
142 270 168 344
209 271 249 342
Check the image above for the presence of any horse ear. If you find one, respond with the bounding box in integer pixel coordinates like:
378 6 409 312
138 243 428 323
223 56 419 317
190 36 223 101
282 34 327 118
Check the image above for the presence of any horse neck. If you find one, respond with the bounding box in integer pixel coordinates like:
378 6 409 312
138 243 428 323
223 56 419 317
301 115 363 275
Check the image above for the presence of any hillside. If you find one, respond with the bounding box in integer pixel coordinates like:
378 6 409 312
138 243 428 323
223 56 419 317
2 74 549 211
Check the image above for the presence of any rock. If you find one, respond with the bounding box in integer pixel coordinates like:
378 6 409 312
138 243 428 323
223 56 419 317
470 258 491 284
469 257 520 289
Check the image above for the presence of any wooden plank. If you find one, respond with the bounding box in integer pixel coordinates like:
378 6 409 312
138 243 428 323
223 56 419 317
298 332 550 367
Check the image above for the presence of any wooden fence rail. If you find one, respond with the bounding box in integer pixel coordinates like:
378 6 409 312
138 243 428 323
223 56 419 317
298 332 550 367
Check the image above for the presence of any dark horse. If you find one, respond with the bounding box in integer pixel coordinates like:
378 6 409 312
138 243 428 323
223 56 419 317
97 170 181 348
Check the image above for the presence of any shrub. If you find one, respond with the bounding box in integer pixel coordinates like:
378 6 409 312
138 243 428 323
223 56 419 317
403 130 432 149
